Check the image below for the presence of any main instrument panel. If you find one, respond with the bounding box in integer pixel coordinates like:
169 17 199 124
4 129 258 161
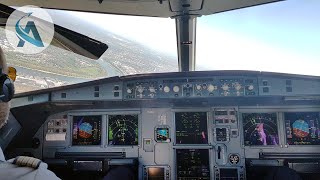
7 71 320 180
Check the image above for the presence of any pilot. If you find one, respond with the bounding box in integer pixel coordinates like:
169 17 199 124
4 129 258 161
0 47 60 180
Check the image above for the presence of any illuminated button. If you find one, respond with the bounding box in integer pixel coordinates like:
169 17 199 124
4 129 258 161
196 85 202 90
173 86 180 93
164 86 170 93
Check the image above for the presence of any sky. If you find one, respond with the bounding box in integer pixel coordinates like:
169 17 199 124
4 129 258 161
51 0 320 76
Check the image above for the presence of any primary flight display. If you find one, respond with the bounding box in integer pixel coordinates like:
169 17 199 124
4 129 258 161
72 115 102 145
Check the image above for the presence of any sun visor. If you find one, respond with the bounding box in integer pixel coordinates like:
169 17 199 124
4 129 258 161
0 4 108 60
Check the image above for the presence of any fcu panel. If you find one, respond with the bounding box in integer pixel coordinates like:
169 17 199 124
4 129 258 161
123 76 258 100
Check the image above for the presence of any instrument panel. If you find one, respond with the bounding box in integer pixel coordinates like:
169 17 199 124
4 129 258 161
38 108 320 180
8 71 320 179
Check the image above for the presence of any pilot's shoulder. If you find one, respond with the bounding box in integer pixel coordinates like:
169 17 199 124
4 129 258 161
0 159 61 180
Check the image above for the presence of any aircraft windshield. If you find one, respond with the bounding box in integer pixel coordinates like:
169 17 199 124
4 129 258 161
0 9 178 93
197 0 320 75
1 0 319 94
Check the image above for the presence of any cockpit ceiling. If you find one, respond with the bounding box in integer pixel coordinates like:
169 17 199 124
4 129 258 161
2 0 283 17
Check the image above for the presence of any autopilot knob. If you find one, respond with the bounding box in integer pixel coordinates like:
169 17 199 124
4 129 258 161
173 85 180 93
222 83 229 91
247 84 254 91
137 85 144 93
163 86 170 93
196 84 202 90
149 86 156 93
127 88 133 94
207 84 215 92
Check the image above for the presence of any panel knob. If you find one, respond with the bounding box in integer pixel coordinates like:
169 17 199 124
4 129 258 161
137 86 144 93
127 89 133 94
247 85 254 91
222 83 229 91
149 86 156 93
234 82 242 91
164 86 170 93
173 85 180 93
207 84 215 92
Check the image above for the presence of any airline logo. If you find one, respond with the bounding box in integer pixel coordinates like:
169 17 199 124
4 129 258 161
6 5 54 54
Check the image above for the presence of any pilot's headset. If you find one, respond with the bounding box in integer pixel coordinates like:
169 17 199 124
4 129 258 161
0 67 15 102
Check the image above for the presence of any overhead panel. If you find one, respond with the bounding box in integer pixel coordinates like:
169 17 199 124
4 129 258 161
1 0 283 17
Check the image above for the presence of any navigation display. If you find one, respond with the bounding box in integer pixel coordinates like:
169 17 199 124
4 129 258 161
176 149 210 180
108 115 139 146
285 112 320 145
242 113 279 146
175 112 208 144
72 116 102 145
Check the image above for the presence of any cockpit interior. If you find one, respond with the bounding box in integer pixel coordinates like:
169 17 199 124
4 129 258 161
1 0 320 180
